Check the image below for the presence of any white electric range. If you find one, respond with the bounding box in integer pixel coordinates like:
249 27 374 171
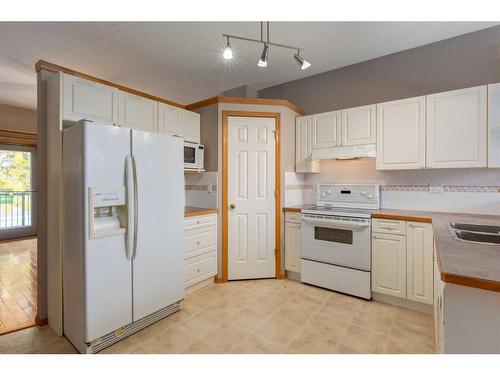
300 184 380 299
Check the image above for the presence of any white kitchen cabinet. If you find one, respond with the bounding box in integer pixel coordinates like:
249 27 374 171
311 111 341 149
295 116 319 173
285 222 301 273
376 96 426 170
181 109 201 143
426 85 487 168
372 232 407 299
118 91 158 132
341 104 376 146
407 222 434 305
62 73 119 124
488 83 500 167
158 102 182 137
184 213 217 290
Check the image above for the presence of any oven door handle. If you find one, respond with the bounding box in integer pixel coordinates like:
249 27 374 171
301 216 370 230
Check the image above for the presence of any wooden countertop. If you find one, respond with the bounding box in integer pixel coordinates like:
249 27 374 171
284 206 500 293
185 206 219 218
283 204 314 212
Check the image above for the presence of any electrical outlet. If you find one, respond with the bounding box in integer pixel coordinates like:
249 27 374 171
430 184 443 194
206 183 212 193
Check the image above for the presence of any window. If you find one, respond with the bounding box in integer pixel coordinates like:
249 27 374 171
0 145 36 239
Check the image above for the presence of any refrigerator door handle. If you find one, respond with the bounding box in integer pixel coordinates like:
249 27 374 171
132 155 139 260
125 155 135 260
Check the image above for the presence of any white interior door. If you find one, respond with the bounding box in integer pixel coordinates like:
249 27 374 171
131 131 185 321
228 116 276 280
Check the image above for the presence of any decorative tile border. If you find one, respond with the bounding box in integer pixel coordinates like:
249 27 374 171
382 185 500 193
185 184 218 192
285 184 315 190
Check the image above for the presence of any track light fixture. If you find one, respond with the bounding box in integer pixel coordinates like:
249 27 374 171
223 36 233 60
221 22 311 70
294 50 311 70
258 44 269 67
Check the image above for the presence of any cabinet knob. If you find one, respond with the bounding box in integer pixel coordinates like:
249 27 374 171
229 204 236 209
197 241 200 245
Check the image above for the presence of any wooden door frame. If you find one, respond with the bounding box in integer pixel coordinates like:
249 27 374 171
220 110 284 282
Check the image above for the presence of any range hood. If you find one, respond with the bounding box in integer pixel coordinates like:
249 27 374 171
311 144 376 160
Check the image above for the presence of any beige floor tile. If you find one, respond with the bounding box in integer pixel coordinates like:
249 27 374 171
231 334 283 354
340 324 390 354
286 327 338 354
0 279 436 354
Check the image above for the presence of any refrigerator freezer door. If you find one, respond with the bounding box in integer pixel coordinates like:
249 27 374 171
84 123 133 341
131 131 185 321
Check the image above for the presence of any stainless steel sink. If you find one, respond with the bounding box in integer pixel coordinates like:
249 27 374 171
454 230 500 245
449 222 500 234
448 222 500 246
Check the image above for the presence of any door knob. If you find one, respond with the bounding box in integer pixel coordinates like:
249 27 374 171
229 204 236 209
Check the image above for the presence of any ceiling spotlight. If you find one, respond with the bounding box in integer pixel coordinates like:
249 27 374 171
258 44 269 67
223 37 233 60
294 51 311 70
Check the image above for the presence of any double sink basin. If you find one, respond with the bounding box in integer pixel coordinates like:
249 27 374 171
448 222 500 245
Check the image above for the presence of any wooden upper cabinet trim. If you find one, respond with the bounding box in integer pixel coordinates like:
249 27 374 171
0 130 37 147
185 96 305 116
35 60 185 109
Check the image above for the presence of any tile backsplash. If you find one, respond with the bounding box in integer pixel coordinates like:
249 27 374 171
184 172 218 208
285 158 500 215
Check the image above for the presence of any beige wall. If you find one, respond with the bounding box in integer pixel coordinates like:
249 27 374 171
0 103 37 133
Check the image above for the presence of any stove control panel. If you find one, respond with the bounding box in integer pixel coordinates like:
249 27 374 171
316 184 380 209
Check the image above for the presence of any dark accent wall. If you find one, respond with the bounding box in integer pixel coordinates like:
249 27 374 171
258 25 500 115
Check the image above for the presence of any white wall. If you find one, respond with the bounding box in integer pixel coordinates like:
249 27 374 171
0 103 37 133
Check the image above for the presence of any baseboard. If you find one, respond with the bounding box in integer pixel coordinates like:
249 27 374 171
185 277 214 295
35 315 48 326
214 276 226 283
0 235 37 244
285 270 301 281
373 292 434 315
275 273 287 280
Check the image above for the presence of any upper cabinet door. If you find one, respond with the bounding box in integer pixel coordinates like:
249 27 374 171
181 110 201 144
488 83 500 168
376 96 426 170
341 104 376 146
118 92 158 132
426 86 487 168
158 103 182 137
295 116 319 173
63 73 119 124
311 111 341 149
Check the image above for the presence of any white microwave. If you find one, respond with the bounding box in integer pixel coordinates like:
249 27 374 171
184 142 204 170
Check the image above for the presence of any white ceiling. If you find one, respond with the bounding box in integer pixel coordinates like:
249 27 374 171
0 22 498 109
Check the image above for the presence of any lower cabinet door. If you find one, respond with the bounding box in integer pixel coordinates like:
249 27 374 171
372 233 407 298
407 222 434 305
285 223 301 273
185 251 217 288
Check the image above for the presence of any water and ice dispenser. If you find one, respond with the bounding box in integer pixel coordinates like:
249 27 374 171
89 187 127 238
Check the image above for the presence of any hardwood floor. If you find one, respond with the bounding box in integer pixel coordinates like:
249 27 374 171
0 238 37 335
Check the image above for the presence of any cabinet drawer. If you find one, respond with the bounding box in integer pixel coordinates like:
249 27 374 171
285 212 301 224
372 219 407 235
185 225 217 259
185 214 217 230
185 252 217 287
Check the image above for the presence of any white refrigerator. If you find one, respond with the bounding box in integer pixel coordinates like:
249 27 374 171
63 120 185 353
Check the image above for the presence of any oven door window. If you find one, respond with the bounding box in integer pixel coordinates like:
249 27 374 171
314 226 353 245
184 146 196 164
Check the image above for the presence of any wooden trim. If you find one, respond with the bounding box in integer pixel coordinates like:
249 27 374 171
35 60 185 109
0 130 37 147
184 208 219 218
441 272 500 293
35 315 48 326
186 96 305 116
371 212 432 223
221 111 282 282
0 235 37 244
